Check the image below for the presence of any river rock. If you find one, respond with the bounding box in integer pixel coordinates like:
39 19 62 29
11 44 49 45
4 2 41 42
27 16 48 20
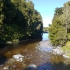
25 64 37 70
63 54 70 59
6 41 12 44
52 47 63 55
3 66 9 69
13 54 24 62
29 64 37 68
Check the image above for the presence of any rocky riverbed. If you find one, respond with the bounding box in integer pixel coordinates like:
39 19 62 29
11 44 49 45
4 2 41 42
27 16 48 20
0 40 70 70
37 40 70 59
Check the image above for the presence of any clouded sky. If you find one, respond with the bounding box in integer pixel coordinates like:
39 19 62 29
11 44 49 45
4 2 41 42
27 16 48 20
32 0 70 27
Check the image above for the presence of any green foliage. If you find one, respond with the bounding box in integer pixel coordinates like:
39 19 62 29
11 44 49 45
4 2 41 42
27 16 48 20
60 41 70 57
49 1 70 46
0 0 43 44
54 7 63 16
48 5 68 46
43 27 48 31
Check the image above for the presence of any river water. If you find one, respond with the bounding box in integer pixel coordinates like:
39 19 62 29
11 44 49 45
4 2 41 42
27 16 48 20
0 33 70 70
42 33 49 41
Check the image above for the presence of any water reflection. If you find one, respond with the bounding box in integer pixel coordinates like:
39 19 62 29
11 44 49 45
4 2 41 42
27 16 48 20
24 62 70 70
0 33 70 70
42 33 49 41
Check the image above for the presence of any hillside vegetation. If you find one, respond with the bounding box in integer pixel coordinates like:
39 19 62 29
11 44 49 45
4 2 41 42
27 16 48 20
0 0 43 44
48 1 70 46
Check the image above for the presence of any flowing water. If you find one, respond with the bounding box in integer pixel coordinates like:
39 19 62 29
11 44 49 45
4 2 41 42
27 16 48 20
0 33 70 70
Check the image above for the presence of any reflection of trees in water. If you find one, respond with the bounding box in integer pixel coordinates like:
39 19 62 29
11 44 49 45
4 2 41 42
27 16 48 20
0 56 7 65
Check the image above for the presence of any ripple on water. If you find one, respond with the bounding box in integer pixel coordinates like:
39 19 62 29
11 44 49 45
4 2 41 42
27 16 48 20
1 39 70 70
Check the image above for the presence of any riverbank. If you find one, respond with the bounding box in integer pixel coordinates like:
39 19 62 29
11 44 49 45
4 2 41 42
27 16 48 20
37 40 70 59
0 39 70 59
0 35 42 49
0 40 70 58
0 39 70 70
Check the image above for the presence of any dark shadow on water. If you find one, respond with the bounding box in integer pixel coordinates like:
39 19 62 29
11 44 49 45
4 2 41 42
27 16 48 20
0 56 7 65
18 38 42 46
24 67 36 70
0 44 8 49
24 62 70 70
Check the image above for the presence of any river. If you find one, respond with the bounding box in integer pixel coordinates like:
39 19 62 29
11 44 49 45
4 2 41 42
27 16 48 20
42 33 49 41
0 33 70 70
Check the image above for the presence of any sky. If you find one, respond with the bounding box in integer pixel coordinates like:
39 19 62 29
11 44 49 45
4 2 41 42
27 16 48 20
32 0 70 27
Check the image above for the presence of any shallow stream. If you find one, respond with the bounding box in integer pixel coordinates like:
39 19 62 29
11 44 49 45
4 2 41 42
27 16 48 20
0 33 70 70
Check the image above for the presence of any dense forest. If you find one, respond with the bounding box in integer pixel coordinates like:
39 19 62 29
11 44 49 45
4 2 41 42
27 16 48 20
0 0 43 44
48 1 70 46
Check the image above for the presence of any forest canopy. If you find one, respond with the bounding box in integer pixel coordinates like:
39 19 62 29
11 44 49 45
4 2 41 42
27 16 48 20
0 0 43 44
48 1 70 46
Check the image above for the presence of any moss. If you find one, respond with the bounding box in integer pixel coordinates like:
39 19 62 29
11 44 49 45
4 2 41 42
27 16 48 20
65 41 70 47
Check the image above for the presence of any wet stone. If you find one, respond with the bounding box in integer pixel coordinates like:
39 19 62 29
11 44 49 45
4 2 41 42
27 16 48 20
24 64 37 70
3 66 9 70
13 54 24 62
29 64 37 68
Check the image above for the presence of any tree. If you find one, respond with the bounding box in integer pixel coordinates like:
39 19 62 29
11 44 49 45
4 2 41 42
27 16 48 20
48 7 66 46
49 1 70 46
0 0 43 44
